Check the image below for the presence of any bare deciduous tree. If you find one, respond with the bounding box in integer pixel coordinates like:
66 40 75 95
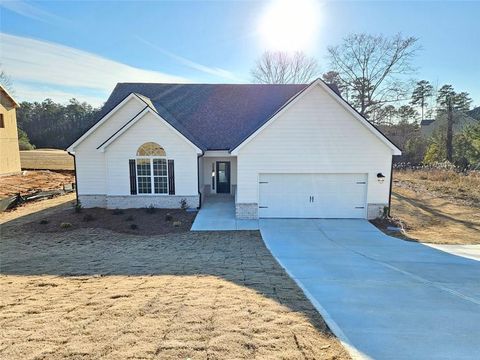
251 51 319 84
327 33 419 118
0 66 14 93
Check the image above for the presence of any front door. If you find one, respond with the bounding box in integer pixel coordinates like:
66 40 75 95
216 161 231 193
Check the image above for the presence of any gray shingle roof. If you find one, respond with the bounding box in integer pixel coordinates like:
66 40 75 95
420 119 435 126
97 83 314 151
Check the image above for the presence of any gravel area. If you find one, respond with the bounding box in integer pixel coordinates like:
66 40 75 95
0 219 348 359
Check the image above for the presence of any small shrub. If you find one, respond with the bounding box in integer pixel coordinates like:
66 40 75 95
173 221 181 227
145 204 156 214
130 224 138 230
39 219 49 225
74 201 82 213
112 208 124 215
165 213 173 221
180 198 189 210
60 222 72 229
125 215 134 222
382 206 389 219
83 214 95 222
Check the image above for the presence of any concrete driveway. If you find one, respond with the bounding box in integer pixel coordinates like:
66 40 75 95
260 219 480 360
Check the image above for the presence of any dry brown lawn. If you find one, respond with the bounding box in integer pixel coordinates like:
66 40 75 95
385 170 480 245
394 169 480 207
0 203 348 360
0 193 76 224
20 149 75 171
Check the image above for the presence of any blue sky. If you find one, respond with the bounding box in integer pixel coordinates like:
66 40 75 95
1 0 479 107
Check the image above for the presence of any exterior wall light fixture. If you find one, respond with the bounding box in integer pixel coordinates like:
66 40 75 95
377 173 386 184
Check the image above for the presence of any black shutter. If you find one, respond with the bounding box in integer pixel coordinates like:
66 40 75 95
129 159 137 195
168 159 175 195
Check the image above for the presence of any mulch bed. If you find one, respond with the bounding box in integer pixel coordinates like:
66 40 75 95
22 207 197 235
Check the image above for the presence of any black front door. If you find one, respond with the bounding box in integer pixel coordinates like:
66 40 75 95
216 161 231 193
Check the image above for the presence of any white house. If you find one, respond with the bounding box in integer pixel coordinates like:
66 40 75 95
68 79 401 220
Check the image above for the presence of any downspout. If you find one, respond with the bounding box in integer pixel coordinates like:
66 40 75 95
67 151 79 206
197 154 203 209
388 155 394 217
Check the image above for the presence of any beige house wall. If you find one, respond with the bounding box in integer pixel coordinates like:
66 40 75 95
0 92 21 175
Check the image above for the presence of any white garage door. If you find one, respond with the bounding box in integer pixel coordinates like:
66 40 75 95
259 173 367 218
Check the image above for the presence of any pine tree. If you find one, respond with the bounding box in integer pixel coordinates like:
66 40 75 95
453 92 473 112
410 80 433 120
436 84 456 109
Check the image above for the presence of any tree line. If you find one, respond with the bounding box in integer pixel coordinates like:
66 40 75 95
16 99 100 150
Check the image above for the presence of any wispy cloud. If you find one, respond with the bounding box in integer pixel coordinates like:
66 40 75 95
136 36 244 82
0 0 65 24
0 33 188 105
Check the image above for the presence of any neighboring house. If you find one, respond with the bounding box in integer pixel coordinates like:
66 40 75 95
420 111 478 138
0 85 21 175
68 79 401 220
467 106 480 121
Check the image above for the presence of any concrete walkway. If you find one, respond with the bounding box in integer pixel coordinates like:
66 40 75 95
191 195 259 231
424 243 480 261
260 219 480 360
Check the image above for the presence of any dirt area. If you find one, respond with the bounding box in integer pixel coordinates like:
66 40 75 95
0 170 75 198
1 208 349 360
374 169 480 245
20 149 75 171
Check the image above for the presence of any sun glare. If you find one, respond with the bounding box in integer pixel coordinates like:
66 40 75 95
259 0 319 52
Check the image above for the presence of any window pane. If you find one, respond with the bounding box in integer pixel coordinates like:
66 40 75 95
137 159 151 176
211 163 215 190
154 177 168 194
137 142 166 156
138 176 152 194
153 158 167 176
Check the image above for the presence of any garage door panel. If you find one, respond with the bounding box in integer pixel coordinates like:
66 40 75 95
259 173 367 218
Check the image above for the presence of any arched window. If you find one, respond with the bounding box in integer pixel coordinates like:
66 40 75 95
136 142 168 194
136 142 166 157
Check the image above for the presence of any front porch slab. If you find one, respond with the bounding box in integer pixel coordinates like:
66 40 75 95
191 195 259 231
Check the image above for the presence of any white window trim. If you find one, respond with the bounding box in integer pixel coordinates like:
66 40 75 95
136 155 169 195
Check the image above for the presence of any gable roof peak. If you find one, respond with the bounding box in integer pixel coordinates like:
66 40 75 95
0 84 20 108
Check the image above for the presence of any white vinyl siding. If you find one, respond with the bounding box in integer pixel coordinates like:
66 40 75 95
74 97 146 195
105 112 198 196
236 84 393 215
74 97 198 198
